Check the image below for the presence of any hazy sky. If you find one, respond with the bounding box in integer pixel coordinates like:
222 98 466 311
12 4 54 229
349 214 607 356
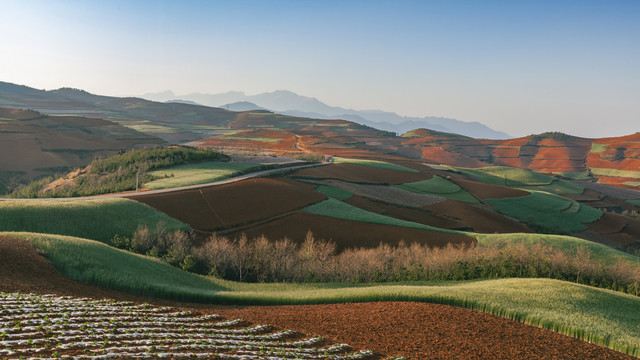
1 0 638 138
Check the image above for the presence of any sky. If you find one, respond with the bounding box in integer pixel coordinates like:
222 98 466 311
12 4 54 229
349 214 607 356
1 0 638 138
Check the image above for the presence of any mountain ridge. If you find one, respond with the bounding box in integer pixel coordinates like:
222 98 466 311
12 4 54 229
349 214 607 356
141 89 511 139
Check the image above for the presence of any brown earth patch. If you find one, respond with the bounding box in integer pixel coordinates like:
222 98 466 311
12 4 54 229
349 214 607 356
222 211 474 250
311 179 446 208
214 302 635 360
587 212 632 234
427 199 531 234
564 189 605 202
585 212 640 247
577 181 640 200
0 236 155 302
451 178 530 200
420 146 487 167
345 195 466 230
131 177 325 231
291 163 428 184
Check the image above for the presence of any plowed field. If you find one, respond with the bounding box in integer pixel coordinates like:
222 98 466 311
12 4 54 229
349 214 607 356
222 211 475 250
427 199 531 233
345 196 466 230
292 163 427 184
132 178 325 231
450 178 529 200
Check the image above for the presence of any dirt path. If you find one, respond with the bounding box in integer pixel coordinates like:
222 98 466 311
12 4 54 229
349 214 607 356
0 162 327 201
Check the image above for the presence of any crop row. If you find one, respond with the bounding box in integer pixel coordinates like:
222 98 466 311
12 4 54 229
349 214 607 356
0 293 379 360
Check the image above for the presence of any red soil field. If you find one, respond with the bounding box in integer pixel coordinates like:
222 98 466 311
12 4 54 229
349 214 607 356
345 195 466 230
132 177 325 231
427 199 532 234
533 145 589 159
587 212 632 234
215 302 634 360
490 147 520 158
420 147 487 167
1 236 634 359
0 108 163 181
587 155 640 171
529 159 586 172
222 211 475 250
494 157 531 168
451 178 530 200
598 133 640 143
585 213 640 247
291 163 428 184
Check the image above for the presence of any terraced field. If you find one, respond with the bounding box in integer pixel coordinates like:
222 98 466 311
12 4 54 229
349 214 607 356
486 192 602 234
394 175 479 203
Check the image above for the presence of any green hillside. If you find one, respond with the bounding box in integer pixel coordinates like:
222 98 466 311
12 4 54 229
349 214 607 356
5 232 640 357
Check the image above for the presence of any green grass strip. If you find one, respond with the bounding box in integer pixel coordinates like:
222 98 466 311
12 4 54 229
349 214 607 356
561 199 581 214
628 199 640 207
451 166 556 186
0 198 188 243
475 233 638 266
486 192 602 234
315 185 353 200
146 162 262 189
333 157 419 173
304 198 461 234
590 143 609 153
394 175 479 203
591 168 640 178
6 232 225 302
516 179 584 195
5 232 640 357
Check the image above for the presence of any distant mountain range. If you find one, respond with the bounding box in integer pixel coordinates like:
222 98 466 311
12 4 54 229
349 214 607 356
142 90 511 139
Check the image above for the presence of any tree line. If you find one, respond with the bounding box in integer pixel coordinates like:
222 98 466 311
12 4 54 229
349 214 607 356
111 225 640 297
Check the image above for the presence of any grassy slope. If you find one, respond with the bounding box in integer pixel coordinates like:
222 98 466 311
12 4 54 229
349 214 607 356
304 198 632 266
476 233 639 266
145 162 262 189
450 165 584 195
629 199 640 207
5 232 640 357
0 198 188 243
332 157 419 173
486 192 602 234
315 185 353 200
453 166 555 186
591 168 640 178
394 175 479 203
304 198 461 234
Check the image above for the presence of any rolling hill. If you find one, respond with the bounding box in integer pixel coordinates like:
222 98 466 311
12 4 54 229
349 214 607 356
0 107 164 192
2 81 638 189
141 88 512 139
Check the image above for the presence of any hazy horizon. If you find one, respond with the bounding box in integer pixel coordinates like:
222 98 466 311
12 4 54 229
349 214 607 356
1 0 638 138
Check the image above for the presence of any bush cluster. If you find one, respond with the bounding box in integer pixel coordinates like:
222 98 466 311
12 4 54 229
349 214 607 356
111 227 640 296
111 222 200 273
10 147 226 198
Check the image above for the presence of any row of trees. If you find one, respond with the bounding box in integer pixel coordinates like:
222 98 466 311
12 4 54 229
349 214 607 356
111 226 640 296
